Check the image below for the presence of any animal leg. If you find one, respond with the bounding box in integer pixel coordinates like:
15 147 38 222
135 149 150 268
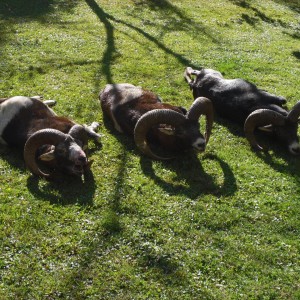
84 122 102 144
260 91 287 105
184 67 194 85
31 95 43 101
30 95 57 107
43 100 57 107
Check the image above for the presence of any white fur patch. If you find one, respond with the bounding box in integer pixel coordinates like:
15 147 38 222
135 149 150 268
0 96 33 138
107 83 143 106
289 141 300 154
192 137 206 151
69 143 86 162
104 84 143 132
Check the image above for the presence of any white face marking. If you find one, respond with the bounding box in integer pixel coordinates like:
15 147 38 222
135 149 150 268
192 137 206 152
0 96 33 138
289 141 300 155
69 143 87 163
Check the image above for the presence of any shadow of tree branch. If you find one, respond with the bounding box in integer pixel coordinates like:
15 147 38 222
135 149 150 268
85 0 214 87
85 0 116 84
133 0 220 43
0 0 79 18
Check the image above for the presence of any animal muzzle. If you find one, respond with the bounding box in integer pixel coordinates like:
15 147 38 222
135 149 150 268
288 141 300 155
134 97 213 159
69 147 89 175
75 153 88 165
70 146 87 164
192 138 206 152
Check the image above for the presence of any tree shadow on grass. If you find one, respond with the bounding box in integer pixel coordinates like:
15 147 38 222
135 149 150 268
233 0 300 45
95 115 132 234
273 0 300 13
0 0 80 84
0 0 79 18
133 0 220 43
100 144 129 236
85 0 219 88
85 0 116 85
229 0 294 28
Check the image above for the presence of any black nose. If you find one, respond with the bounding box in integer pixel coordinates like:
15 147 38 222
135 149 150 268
291 147 300 154
77 155 87 163
197 141 206 148
194 142 206 151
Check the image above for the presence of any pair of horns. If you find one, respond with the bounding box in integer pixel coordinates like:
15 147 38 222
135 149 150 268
244 101 300 151
24 125 88 178
134 97 213 160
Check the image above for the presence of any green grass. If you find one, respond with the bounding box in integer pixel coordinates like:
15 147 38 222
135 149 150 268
1 0 300 299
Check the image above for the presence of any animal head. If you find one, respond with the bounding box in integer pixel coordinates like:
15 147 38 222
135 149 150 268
157 119 205 151
24 125 91 179
134 97 214 160
244 102 300 155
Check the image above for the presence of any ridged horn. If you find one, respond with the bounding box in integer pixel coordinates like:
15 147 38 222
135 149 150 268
24 129 67 178
244 109 286 151
134 109 186 160
287 101 300 123
186 97 214 143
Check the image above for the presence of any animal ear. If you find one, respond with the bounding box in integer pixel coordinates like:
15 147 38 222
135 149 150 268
258 125 273 132
38 149 55 161
158 126 175 136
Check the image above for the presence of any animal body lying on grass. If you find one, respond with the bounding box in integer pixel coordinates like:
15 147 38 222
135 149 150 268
100 83 214 159
184 67 300 154
0 96 101 179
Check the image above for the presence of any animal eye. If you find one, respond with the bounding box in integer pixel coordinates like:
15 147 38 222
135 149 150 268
56 148 66 155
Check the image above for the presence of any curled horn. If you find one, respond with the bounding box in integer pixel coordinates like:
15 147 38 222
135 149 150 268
134 109 186 160
186 97 214 143
24 129 67 178
287 101 300 123
244 109 286 151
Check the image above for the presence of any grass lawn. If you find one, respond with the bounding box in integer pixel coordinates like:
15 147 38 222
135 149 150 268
0 0 300 299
